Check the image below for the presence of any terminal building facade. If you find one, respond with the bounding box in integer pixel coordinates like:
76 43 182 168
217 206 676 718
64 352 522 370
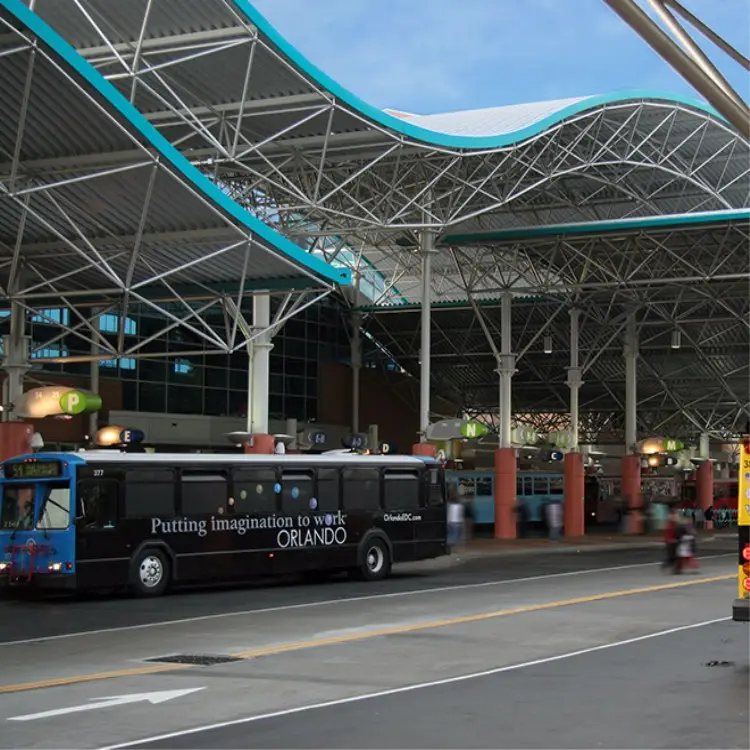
0 297 446 453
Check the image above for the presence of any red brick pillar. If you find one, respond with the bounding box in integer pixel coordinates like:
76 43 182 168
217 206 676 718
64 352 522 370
412 443 435 457
697 461 713 528
564 452 585 537
494 448 517 539
0 423 33 461
621 454 643 533
244 434 275 454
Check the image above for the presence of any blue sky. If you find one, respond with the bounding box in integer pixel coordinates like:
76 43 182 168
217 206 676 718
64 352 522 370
250 0 749 115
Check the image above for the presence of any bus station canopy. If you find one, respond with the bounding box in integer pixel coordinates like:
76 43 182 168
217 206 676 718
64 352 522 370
3 0 749 440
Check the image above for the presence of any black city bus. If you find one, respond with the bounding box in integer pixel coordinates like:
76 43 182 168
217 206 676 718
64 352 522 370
0 451 448 596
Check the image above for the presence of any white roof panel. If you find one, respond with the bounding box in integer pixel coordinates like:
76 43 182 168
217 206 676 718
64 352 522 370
396 97 592 137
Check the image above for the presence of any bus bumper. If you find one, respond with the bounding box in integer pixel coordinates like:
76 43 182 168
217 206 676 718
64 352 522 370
0 573 76 592
732 598 750 622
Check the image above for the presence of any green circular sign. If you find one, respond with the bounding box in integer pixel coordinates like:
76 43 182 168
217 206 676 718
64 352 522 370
59 389 102 415
460 420 489 439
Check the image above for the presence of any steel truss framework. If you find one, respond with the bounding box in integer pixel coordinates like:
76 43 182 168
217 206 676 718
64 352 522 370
363 220 750 443
2 0 749 443
0 4 341 374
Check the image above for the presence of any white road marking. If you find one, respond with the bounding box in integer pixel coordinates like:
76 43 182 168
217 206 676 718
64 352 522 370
99 617 730 750
8 688 205 722
0 553 733 647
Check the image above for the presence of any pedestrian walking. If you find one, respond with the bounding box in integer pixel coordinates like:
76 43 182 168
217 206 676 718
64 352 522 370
662 505 679 573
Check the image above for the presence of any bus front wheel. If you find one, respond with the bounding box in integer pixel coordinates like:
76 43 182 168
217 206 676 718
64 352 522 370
131 548 170 597
356 537 391 582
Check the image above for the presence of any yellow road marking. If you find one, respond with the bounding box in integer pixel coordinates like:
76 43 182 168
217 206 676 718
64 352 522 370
229 574 733 658
0 573 733 695
0 664 193 695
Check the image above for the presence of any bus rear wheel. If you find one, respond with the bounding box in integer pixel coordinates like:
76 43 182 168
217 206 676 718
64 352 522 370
357 537 391 582
131 548 170 597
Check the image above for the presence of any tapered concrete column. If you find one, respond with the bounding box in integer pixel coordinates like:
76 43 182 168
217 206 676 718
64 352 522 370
565 308 584 536
245 293 273 453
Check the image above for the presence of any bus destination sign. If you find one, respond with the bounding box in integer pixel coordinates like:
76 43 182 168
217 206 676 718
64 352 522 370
6 460 63 479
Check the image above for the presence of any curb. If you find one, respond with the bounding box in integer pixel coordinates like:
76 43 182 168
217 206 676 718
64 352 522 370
397 534 732 571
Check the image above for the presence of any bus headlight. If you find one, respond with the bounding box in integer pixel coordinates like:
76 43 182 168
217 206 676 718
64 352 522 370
47 562 62 572
0 562 8 572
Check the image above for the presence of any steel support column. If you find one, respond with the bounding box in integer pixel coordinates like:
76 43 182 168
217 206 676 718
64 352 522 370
88 309 100 440
494 292 517 539
3 299 30 423
413 229 437 457
418 230 435 440
697 432 713 525
351 308 362 434
497 293 516 449
565 309 585 537
248 293 273 451
622 313 642 533
624 314 639 452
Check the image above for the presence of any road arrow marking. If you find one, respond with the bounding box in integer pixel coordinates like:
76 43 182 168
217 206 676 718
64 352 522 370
8 688 205 722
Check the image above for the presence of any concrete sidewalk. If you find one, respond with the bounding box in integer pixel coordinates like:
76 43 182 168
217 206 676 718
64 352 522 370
403 530 737 569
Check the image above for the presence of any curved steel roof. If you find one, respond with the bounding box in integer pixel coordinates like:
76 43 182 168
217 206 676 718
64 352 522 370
237 0 728 148
4 0 749 439
1 0 351 290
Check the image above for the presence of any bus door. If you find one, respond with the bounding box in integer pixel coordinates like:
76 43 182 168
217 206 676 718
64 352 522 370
380 468 421 560
75 477 129 588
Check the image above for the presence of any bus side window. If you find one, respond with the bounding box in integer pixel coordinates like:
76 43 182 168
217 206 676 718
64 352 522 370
342 468 380 511
233 469 277 513
77 480 119 529
181 472 227 515
124 470 175 518
315 468 340 511
281 471 314 515
384 470 420 510
427 467 444 506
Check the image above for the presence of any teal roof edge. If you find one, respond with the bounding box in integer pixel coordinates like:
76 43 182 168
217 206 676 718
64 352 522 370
1 0 351 288
443 209 750 244
237 0 729 149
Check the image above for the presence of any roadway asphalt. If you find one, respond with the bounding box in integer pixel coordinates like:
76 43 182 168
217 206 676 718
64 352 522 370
0 538 744 750
134 619 749 750
0 538 735 643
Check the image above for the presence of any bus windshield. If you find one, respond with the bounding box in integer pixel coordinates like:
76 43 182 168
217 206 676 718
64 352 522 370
1 485 36 530
37 484 72 531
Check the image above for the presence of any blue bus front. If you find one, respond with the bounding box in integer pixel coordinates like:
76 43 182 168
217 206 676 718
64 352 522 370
0 453 81 590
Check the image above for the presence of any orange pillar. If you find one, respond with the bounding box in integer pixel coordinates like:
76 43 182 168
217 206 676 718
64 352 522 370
0 423 33 461
412 443 435 457
494 448 517 539
696 461 713 523
621 454 643 534
244 434 275 454
564 452 585 537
